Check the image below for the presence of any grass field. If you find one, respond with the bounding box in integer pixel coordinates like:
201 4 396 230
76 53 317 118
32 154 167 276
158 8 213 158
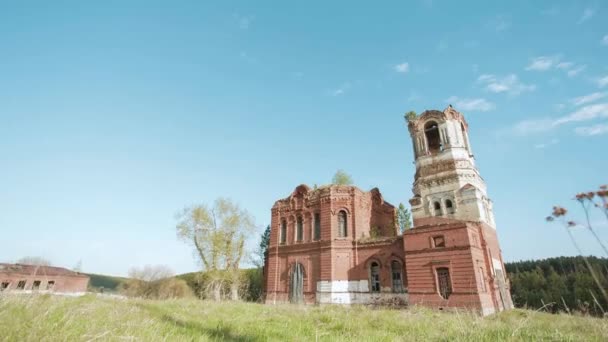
0 295 607 341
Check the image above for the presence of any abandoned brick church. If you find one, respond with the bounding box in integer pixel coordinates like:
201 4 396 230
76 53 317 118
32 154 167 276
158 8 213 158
264 106 513 315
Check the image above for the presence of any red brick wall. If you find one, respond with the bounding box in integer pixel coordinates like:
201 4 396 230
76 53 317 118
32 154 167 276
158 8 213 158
403 222 511 313
0 273 89 293
265 185 399 303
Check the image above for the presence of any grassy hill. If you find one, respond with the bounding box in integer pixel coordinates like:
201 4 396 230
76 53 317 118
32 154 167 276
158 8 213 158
1 295 607 341
85 273 129 293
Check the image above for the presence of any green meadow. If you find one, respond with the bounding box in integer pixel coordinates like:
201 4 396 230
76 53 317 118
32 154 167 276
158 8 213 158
1 294 607 341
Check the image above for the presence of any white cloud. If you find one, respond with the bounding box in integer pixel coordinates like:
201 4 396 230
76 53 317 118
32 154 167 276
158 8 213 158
535 138 559 149
526 56 557 71
570 92 608 106
445 96 495 112
597 76 608 88
578 8 595 23
554 103 608 125
602 35 608 46
556 62 574 69
394 62 410 73
525 55 585 77
233 13 254 29
574 123 608 136
329 83 351 96
513 118 555 135
512 103 608 136
477 74 536 95
567 65 586 77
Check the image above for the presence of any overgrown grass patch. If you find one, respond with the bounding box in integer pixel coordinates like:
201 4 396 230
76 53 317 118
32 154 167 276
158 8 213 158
0 295 606 341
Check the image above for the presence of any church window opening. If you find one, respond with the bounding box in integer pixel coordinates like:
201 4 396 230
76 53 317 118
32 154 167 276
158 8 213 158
1 282 9 291
47 281 55 290
370 262 381 293
338 210 347 237
16 280 26 290
391 260 404 293
424 121 442 154
436 267 452 299
296 216 303 242
280 220 287 244
478 267 486 292
445 199 454 214
32 280 41 291
461 122 470 154
433 201 442 216
314 213 321 241
289 263 304 304
433 235 446 248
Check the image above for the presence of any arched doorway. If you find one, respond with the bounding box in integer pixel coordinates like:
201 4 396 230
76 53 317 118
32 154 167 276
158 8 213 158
289 263 304 304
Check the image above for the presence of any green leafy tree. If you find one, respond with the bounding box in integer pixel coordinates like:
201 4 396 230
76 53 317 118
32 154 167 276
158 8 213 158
397 203 412 233
176 198 256 301
332 170 353 185
404 110 417 122
253 225 271 268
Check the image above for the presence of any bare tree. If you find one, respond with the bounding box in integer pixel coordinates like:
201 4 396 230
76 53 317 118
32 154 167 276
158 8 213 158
176 198 255 301
16 256 51 266
122 265 191 299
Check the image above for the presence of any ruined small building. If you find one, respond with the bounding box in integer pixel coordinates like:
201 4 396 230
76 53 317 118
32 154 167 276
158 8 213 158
264 106 513 315
0 263 89 294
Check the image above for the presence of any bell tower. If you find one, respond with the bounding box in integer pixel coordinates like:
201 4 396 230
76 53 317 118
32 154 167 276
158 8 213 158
406 105 495 228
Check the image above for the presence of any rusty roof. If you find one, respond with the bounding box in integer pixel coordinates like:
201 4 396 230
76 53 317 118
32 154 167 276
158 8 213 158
0 263 88 277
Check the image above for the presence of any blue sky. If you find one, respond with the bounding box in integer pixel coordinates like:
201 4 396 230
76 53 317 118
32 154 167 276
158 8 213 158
1 1 607 276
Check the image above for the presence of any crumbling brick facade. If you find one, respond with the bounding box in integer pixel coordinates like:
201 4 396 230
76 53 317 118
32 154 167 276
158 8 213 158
265 185 406 305
264 106 512 315
0 263 89 294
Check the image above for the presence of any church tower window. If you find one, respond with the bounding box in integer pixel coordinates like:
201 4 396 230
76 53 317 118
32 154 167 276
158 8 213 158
424 121 442 154
433 201 442 216
445 199 454 214
280 220 287 244
296 216 303 242
370 262 380 293
338 210 347 237
436 267 452 299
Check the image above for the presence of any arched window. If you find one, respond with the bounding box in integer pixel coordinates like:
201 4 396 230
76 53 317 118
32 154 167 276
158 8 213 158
433 201 442 216
445 199 454 214
289 263 304 304
461 122 470 153
391 260 404 293
424 121 442 154
313 213 321 241
436 267 452 299
296 216 303 242
338 210 347 237
370 262 380 293
280 220 287 244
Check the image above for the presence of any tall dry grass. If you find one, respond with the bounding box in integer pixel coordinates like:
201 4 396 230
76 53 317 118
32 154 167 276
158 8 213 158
0 294 607 341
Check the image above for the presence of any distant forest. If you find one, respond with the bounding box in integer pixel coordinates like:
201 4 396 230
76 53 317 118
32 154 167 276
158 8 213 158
505 256 608 316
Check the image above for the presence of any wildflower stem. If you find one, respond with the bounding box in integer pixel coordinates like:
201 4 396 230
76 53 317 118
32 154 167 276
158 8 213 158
562 222 608 304
579 201 608 257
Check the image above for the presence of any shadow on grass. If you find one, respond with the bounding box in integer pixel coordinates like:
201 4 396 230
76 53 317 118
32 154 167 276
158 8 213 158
137 303 257 342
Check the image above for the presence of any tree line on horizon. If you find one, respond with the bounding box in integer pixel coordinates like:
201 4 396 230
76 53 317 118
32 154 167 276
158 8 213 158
506 256 608 316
